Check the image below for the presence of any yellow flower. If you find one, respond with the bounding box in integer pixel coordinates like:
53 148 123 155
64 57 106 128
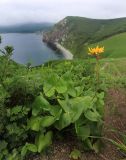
88 46 104 56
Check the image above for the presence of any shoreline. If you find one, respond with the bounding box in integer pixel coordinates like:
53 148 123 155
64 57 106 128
54 42 73 60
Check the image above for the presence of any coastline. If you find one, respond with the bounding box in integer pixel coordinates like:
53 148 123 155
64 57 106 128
54 42 73 60
42 32 73 60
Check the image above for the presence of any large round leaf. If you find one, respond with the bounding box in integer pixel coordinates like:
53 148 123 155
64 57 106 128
58 96 93 123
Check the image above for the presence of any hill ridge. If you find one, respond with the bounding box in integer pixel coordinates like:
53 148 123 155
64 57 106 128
43 16 126 57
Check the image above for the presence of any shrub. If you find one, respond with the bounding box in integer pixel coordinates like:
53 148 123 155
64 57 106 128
0 53 105 159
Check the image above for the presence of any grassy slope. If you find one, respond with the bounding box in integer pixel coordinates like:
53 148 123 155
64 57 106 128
44 16 126 57
0 55 125 78
101 58 126 76
29 58 126 89
0 55 125 89
88 33 126 58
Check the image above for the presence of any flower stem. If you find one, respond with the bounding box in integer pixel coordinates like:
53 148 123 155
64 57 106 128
95 56 100 91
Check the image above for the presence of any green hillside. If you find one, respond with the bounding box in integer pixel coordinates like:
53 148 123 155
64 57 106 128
43 16 126 57
88 33 126 58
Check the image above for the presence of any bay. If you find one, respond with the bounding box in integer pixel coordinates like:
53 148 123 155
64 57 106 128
0 33 65 66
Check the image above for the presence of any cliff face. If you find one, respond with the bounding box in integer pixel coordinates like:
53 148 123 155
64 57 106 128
43 16 126 57
43 18 69 44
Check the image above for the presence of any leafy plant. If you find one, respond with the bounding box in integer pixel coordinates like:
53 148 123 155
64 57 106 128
0 37 105 159
69 149 81 160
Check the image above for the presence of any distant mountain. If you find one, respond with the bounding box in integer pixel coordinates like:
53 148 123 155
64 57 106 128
0 23 53 33
43 16 126 57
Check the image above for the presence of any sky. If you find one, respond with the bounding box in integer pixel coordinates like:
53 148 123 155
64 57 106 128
0 0 126 26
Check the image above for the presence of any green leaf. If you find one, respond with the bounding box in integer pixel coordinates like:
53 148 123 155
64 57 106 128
68 87 77 97
28 117 42 131
95 102 104 117
83 138 93 150
43 85 55 97
69 149 81 160
43 74 67 96
0 154 3 160
32 94 62 119
49 105 62 120
21 143 37 157
26 143 37 153
62 71 72 82
97 92 104 99
56 78 67 93
58 96 93 123
85 110 101 122
32 94 50 116
43 73 58 97
0 140 8 151
96 92 105 116
75 122 90 140
75 86 84 97
10 106 22 115
36 131 53 153
55 112 71 130
2 149 8 156
41 116 55 127
21 145 27 157
6 123 24 136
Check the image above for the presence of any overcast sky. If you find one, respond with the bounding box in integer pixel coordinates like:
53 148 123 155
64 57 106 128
0 0 126 26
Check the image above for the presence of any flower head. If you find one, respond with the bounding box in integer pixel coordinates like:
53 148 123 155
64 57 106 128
88 46 104 56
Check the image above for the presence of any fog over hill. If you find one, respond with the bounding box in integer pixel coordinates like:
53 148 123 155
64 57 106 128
0 23 53 33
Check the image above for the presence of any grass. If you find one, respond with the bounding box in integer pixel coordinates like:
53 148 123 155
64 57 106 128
101 58 126 76
89 33 126 58
98 58 126 89
0 54 125 79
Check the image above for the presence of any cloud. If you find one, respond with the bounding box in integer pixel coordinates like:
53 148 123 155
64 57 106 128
0 0 126 25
